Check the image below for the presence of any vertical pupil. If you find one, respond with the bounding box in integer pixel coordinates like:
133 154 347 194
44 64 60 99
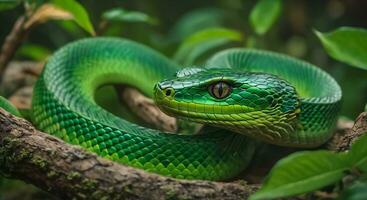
210 82 230 99
217 83 223 97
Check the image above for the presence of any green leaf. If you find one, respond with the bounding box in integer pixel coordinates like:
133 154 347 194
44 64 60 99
16 44 51 61
249 0 282 35
51 0 95 35
102 8 158 25
25 0 46 7
57 20 84 37
338 180 367 200
315 27 367 70
249 151 348 200
174 27 243 65
346 133 367 172
169 7 227 42
0 0 21 11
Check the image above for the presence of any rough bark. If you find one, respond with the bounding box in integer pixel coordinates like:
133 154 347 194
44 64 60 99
0 109 257 200
327 112 367 152
117 86 178 132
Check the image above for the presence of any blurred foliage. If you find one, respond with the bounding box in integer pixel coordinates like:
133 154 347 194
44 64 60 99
316 27 367 70
249 0 282 35
0 178 57 200
102 8 158 25
16 43 50 60
51 0 95 35
339 180 367 200
168 7 229 43
174 27 243 65
0 0 364 118
0 0 21 11
0 0 367 199
251 132 367 199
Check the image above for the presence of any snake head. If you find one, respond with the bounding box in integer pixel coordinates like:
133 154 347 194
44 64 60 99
154 67 301 143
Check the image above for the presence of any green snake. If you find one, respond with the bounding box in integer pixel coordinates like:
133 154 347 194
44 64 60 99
1 38 342 181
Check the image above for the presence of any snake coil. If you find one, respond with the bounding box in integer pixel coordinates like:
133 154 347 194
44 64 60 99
18 38 341 180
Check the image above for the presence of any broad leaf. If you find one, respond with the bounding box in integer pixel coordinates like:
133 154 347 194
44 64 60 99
249 0 282 35
315 27 367 70
102 8 157 25
346 133 367 172
174 27 243 65
338 180 367 200
0 0 20 11
249 151 348 200
51 0 95 35
56 20 83 36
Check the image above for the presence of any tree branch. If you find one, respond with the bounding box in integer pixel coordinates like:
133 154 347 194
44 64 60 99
0 16 28 82
116 86 178 132
0 109 257 200
327 112 367 152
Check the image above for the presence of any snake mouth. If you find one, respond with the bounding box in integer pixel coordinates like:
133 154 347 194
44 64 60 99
155 100 258 124
155 100 292 136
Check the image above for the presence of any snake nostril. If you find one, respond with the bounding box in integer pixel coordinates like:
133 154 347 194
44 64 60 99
162 87 174 97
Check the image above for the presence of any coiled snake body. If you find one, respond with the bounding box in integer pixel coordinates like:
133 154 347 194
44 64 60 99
15 38 342 180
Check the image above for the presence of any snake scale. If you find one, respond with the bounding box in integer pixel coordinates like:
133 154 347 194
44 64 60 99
2 38 342 181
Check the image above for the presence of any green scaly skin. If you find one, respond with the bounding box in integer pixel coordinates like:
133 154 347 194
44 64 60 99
6 37 342 181
0 96 21 117
156 49 342 147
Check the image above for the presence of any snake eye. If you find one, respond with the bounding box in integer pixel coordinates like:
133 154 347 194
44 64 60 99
209 82 232 99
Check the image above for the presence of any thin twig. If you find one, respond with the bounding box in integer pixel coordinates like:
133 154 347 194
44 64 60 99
0 15 28 83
